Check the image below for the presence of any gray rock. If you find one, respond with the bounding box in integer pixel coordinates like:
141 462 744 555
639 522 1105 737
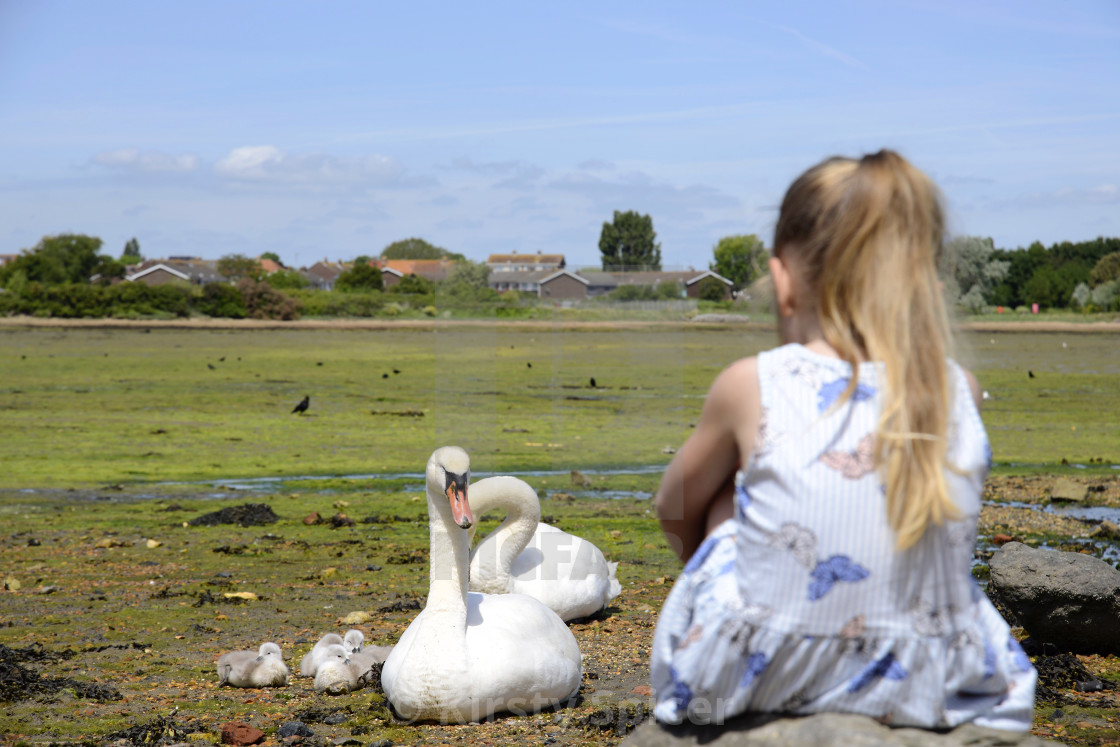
621 712 1059 746
278 721 314 738
989 541 1120 655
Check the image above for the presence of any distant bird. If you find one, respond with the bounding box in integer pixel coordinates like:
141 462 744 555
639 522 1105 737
219 357 226 362
300 633 343 676
393 368 401 375
527 362 532 368
1028 370 1035 379
292 395 310 414
207 363 216 370
590 377 597 388
382 372 389 379
217 642 290 687
317 361 323 366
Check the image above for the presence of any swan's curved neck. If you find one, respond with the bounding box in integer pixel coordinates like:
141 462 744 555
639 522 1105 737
427 489 470 615
469 476 541 573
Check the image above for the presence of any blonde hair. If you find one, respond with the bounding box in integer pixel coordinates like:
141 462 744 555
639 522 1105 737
774 150 958 550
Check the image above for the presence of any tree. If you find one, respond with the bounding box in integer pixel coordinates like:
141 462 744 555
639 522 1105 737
266 269 309 290
381 238 463 261
710 234 767 289
1090 251 1120 286
216 254 264 282
335 262 383 291
0 234 112 287
389 273 435 295
599 211 661 270
942 236 1009 311
122 238 142 262
260 251 282 265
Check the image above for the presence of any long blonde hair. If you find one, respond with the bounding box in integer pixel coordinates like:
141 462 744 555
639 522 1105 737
774 150 958 550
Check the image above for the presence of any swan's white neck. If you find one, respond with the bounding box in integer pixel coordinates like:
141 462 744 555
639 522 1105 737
426 487 471 618
468 477 541 590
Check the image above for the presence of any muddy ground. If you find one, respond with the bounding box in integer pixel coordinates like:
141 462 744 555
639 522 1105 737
1 475 1119 746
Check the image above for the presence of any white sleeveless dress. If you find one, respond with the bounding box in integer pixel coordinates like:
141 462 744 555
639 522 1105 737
650 344 1036 731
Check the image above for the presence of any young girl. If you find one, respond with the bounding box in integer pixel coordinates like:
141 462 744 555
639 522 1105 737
650 150 1036 731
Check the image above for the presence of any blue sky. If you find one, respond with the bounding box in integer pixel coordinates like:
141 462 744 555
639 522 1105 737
2 1 1117 270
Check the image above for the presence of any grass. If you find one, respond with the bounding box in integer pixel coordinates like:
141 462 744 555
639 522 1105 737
1 320 1118 745
0 324 1117 490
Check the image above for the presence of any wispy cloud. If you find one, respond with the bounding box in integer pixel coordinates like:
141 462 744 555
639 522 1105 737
89 148 199 173
751 20 868 70
214 146 432 188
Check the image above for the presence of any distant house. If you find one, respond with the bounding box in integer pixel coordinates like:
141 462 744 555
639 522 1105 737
302 260 349 290
258 257 284 274
537 270 590 299
489 269 555 295
380 266 404 289
487 251 565 274
382 259 454 283
0 254 19 267
535 268 734 300
125 257 226 286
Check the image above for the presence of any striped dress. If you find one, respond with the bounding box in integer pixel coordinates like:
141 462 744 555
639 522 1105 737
650 343 1036 731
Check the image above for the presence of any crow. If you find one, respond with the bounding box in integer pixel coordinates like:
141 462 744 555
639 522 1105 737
207 363 216 370
527 362 532 368
590 377 597 388
382 373 389 379
1028 370 1035 379
292 396 310 415
393 368 401 374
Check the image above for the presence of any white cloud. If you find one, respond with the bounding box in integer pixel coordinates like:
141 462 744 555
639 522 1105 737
213 146 430 187
89 148 200 173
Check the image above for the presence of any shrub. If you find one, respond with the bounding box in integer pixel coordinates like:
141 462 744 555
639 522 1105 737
195 282 246 318
237 278 301 320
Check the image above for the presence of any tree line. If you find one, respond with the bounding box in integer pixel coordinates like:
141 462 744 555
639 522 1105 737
2 224 1118 319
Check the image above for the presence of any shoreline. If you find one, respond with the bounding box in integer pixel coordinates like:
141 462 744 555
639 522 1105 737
1 314 1118 333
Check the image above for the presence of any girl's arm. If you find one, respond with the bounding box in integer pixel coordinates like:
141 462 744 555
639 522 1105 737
655 357 760 563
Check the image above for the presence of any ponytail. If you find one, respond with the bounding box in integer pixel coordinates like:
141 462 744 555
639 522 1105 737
775 150 959 550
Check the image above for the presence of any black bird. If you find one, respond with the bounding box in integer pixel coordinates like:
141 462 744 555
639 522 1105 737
207 363 216 370
393 368 401 375
527 362 532 368
292 395 310 414
590 377 597 388
317 361 324 366
219 357 226 362
1028 370 1035 379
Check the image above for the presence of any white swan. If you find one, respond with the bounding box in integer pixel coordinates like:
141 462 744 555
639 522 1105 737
468 475 622 621
343 628 364 654
217 642 290 687
380 446 582 723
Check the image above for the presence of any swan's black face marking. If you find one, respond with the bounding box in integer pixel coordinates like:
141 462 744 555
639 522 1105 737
444 469 474 529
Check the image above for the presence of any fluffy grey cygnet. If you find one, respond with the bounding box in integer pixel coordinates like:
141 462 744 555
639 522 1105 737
216 642 290 687
313 643 357 695
300 632 344 676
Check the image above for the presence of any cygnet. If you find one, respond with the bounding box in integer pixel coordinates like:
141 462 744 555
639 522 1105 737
299 632 344 676
216 642 290 687
313 643 357 695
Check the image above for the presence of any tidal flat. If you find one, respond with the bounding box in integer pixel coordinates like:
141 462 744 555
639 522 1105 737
0 322 1118 745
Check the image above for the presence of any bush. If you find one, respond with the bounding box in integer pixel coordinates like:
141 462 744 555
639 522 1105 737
696 277 728 302
389 274 435 295
237 278 301 320
291 289 384 318
195 282 246 318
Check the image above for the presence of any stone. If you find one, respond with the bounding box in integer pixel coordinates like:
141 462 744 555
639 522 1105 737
220 722 265 746
339 610 373 625
1049 477 1086 502
278 722 315 738
621 712 1061 746
989 541 1120 655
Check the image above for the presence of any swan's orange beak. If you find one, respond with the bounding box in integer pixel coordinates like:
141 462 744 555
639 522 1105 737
445 473 473 529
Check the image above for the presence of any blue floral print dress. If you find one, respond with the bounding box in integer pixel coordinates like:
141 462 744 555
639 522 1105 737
650 344 1037 730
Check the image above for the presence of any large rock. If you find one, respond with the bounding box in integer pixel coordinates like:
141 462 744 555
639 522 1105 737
622 712 1058 746
989 541 1120 655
